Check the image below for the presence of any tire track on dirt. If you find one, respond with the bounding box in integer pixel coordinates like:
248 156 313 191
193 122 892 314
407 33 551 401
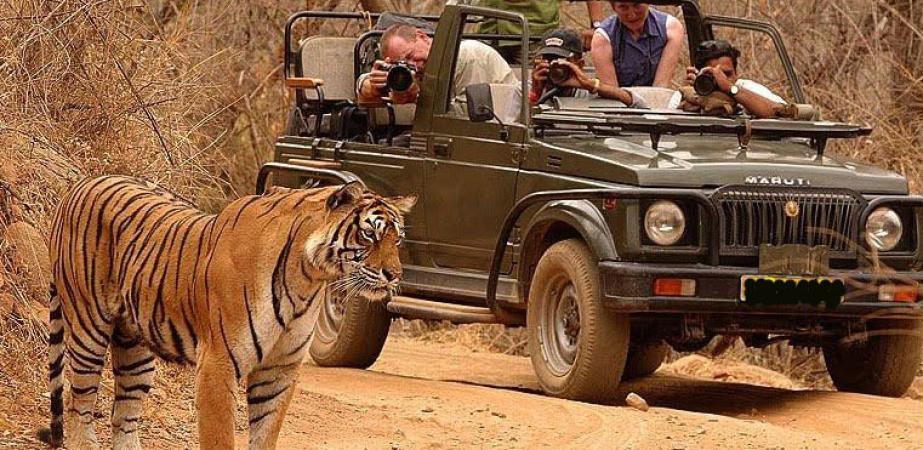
260 338 923 449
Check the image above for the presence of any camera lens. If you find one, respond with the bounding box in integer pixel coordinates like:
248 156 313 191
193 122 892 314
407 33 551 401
548 62 572 86
386 65 415 93
693 72 718 96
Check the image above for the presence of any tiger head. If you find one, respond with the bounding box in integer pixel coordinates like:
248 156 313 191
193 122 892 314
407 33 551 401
306 182 416 301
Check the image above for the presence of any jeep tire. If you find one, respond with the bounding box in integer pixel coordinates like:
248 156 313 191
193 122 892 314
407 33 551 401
622 340 670 379
823 319 923 397
309 287 391 368
527 239 630 402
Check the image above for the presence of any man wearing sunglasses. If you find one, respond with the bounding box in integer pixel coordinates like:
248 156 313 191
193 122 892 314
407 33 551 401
681 39 787 119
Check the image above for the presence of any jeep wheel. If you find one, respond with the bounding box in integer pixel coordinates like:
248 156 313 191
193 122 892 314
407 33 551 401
823 319 923 397
527 239 630 402
622 340 670 380
309 287 391 368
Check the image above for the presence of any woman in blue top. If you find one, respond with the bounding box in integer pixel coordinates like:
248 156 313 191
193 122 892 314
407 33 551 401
589 2 685 90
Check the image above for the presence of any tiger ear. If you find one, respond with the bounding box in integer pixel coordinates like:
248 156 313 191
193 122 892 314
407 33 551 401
388 194 418 214
326 182 363 211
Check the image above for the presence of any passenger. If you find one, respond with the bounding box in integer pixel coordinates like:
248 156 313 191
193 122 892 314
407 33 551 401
356 23 517 113
589 2 685 89
679 39 787 119
528 28 645 107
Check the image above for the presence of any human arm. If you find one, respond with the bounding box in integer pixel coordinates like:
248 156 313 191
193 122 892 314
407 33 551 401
553 60 634 105
696 66 785 119
590 32 620 88
582 2 608 50
652 15 685 87
586 1 607 23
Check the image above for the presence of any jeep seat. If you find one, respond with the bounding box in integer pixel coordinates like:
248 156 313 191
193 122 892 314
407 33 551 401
297 36 358 102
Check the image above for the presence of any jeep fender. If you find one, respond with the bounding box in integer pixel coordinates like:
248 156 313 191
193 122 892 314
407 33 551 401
517 199 617 300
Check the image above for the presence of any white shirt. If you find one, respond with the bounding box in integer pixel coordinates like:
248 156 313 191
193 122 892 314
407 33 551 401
667 78 786 113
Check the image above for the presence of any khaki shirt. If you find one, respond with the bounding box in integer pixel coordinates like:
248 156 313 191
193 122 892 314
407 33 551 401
450 40 518 116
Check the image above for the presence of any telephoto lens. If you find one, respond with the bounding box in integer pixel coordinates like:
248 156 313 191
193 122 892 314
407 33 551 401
693 70 718 96
547 60 573 86
385 62 416 93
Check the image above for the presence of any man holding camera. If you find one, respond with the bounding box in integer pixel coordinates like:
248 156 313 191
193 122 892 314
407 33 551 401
357 23 517 113
680 39 786 119
529 28 645 106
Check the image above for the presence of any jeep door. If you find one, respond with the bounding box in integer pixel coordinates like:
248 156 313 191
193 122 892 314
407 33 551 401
415 8 530 274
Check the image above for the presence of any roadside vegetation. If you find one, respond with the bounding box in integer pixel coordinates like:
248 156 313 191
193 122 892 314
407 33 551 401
0 0 921 444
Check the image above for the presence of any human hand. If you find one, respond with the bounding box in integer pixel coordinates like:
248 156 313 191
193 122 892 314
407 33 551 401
359 60 390 100
684 66 698 86
551 60 592 90
388 81 419 104
703 66 733 94
531 60 549 91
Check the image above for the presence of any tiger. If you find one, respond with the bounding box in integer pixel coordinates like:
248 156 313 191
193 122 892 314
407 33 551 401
41 175 415 449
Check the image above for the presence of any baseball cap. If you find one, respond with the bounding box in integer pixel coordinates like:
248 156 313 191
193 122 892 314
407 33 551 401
538 28 583 59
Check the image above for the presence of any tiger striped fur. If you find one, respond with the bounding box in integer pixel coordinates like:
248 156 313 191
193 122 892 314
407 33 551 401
43 176 415 449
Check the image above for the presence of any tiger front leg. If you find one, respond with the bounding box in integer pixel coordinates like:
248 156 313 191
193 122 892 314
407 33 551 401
246 315 313 450
195 348 239 450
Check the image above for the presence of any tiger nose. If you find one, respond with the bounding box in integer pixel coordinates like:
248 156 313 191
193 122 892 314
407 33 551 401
382 268 400 283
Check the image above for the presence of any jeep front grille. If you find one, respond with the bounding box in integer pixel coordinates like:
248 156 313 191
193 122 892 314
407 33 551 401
712 186 866 254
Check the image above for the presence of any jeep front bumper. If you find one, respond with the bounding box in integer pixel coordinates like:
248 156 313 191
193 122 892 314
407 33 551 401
599 261 923 318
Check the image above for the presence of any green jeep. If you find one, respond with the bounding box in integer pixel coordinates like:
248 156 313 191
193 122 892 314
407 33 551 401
259 1 923 401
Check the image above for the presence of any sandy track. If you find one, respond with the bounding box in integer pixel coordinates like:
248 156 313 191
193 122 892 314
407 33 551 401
254 338 923 450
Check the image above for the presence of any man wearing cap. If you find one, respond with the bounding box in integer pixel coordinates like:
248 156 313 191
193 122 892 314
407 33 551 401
529 28 645 107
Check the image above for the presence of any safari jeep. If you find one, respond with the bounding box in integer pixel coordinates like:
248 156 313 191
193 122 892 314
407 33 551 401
258 1 923 401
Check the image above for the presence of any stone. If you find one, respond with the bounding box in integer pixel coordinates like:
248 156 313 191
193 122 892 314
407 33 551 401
625 392 649 412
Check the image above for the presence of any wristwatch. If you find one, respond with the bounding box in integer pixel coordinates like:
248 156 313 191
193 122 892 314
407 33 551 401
728 84 740 97
592 20 602 29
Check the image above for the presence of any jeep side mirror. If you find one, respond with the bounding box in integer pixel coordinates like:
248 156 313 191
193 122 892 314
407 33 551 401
466 83 494 122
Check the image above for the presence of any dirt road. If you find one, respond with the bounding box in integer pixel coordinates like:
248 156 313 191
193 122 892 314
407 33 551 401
258 338 923 450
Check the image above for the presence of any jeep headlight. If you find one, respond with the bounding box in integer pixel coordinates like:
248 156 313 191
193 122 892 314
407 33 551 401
865 207 902 251
644 200 686 246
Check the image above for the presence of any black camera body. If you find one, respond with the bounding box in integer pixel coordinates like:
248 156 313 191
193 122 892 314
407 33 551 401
545 58 573 86
379 61 417 93
693 70 718 96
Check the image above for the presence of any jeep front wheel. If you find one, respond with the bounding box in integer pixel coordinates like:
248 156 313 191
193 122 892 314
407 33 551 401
527 239 630 402
823 319 923 397
309 287 391 368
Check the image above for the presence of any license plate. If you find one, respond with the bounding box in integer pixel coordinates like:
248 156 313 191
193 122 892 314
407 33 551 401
740 275 846 308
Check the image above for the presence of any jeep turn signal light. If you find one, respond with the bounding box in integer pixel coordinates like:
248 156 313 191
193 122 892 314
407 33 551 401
879 284 919 303
654 278 696 297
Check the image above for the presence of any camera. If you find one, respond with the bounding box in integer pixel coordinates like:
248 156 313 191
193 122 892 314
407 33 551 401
545 59 573 86
379 61 416 93
693 69 718 96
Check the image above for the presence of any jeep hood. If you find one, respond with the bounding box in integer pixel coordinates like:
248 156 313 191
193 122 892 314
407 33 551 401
532 134 908 194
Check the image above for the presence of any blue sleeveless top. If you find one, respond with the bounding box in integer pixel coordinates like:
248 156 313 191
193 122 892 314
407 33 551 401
599 8 670 87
